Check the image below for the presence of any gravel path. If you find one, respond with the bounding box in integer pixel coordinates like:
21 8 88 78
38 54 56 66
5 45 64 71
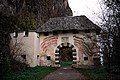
42 66 87 80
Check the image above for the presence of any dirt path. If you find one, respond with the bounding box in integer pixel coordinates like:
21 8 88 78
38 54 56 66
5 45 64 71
42 66 87 80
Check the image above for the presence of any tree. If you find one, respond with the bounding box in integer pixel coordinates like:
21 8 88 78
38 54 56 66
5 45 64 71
0 0 73 78
0 13 15 78
16 11 36 30
100 0 120 73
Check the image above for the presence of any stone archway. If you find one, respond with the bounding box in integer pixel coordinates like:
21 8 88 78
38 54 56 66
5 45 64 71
55 43 77 66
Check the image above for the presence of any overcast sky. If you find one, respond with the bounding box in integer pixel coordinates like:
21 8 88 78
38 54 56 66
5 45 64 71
68 0 103 25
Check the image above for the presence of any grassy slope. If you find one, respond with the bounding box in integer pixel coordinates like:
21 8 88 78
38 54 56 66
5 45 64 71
76 67 120 80
4 66 57 80
76 67 108 79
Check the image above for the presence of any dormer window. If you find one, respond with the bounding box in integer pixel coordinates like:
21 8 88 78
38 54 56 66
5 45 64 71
13 32 18 38
24 31 29 37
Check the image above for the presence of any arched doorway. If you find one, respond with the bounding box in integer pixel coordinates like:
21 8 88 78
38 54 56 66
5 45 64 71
55 43 77 67
59 46 73 66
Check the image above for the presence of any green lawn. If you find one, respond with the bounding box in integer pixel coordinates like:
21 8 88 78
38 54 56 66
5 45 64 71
76 67 108 79
4 66 57 80
60 61 73 67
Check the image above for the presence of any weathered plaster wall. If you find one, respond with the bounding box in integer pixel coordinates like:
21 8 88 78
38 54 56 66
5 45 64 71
10 31 99 67
39 31 98 66
10 32 40 67
39 33 58 66
74 31 98 66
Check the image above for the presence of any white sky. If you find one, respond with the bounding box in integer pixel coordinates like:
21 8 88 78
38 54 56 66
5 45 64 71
68 0 103 25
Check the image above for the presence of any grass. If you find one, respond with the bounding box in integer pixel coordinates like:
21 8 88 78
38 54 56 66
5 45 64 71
60 61 73 67
76 67 108 79
4 66 57 80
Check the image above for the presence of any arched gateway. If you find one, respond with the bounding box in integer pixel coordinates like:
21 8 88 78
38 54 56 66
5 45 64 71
10 16 101 67
55 43 77 66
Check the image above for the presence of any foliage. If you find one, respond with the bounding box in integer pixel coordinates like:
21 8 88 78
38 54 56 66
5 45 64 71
59 46 73 61
0 13 16 32
77 66 120 79
0 13 16 77
0 0 72 78
10 60 29 72
0 10 36 78
4 66 56 80
59 47 72 56
76 67 108 79
16 11 36 30
60 61 73 67
100 0 120 73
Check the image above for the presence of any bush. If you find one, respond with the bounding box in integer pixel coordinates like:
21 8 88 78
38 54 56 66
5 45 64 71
76 67 108 79
11 59 29 72
4 66 57 80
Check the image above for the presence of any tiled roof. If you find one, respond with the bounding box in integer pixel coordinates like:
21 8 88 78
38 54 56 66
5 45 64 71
36 16 101 32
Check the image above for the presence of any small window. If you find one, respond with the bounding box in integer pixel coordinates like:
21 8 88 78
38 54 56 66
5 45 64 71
37 55 39 59
21 55 26 60
24 31 29 37
44 32 49 36
84 57 88 61
13 32 18 38
85 30 90 33
47 56 51 60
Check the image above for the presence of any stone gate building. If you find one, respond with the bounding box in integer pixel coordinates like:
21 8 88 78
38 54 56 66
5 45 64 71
11 16 101 67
